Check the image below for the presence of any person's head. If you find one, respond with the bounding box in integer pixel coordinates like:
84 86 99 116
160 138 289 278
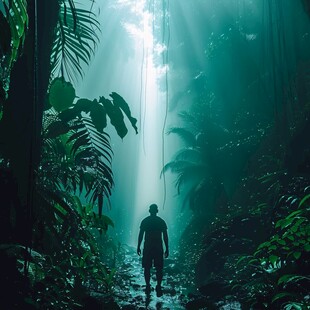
149 204 158 215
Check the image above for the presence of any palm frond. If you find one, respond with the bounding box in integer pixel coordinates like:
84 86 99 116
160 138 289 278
51 2 100 83
162 160 195 175
178 111 196 126
162 158 206 186
66 117 114 213
166 127 196 146
172 147 202 162
175 164 207 194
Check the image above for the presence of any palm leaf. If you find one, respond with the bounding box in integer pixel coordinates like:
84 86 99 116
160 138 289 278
173 147 202 162
162 159 204 175
65 117 114 210
51 2 100 83
178 111 196 126
167 127 196 146
175 164 207 194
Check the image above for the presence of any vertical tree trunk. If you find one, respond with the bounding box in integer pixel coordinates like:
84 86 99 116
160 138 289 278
0 0 59 244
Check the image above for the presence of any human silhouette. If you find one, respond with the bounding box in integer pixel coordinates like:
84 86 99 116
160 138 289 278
137 204 169 297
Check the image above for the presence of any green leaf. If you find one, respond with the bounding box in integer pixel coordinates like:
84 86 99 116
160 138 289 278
298 193 310 208
236 256 248 265
49 78 76 112
286 235 294 241
277 239 286 246
109 92 138 134
272 292 295 303
286 210 303 219
278 274 307 285
276 217 295 229
51 4 100 83
46 120 70 138
293 251 301 260
257 241 271 250
269 255 279 265
99 96 128 138
90 100 107 132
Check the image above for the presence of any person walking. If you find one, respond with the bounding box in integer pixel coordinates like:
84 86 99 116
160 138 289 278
137 204 169 296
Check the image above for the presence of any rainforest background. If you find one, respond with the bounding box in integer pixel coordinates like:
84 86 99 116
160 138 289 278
0 0 309 309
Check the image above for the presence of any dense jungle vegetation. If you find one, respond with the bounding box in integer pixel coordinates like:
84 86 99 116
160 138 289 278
162 1 310 309
0 0 309 309
0 0 137 308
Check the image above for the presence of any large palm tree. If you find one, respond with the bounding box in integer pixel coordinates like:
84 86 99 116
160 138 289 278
163 111 227 215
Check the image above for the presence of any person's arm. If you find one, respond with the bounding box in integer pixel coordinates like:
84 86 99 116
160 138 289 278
163 229 169 258
137 229 144 256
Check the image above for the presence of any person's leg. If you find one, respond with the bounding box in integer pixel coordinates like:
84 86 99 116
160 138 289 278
144 267 151 286
155 267 163 287
154 250 164 296
155 267 163 297
142 249 151 288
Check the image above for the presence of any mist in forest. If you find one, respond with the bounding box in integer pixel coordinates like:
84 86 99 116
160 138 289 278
0 0 309 309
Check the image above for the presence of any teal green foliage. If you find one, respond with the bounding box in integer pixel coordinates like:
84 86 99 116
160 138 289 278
163 2 310 308
1 196 115 309
0 0 28 68
48 77 76 112
50 0 100 83
42 77 137 214
0 0 28 100
228 188 310 309
0 1 137 308
31 69 137 308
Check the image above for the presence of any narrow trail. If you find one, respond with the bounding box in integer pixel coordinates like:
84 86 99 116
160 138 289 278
113 245 187 309
89 245 241 309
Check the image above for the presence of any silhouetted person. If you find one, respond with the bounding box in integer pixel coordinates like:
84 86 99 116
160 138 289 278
137 204 169 297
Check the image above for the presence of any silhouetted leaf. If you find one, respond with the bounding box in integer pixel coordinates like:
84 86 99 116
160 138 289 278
90 100 107 132
51 4 100 83
100 96 128 138
110 92 138 134
46 120 70 138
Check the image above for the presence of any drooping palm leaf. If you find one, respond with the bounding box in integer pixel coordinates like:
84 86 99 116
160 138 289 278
172 147 202 162
166 127 196 146
174 164 207 194
50 1 100 83
66 117 114 214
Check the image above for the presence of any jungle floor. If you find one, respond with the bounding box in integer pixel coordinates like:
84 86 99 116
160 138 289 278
88 245 241 310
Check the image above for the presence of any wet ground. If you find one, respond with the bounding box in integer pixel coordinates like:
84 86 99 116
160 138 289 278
113 245 188 309
89 245 241 309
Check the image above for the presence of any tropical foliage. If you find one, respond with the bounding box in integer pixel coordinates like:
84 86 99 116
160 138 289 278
0 0 28 103
162 1 310 309
0 0 138 308
230 186 310 309
41 77 137 214
50 1 100 83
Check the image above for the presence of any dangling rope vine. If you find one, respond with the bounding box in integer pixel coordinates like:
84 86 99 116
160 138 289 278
25 0 39 276
139 30 145 153
161 0 170 209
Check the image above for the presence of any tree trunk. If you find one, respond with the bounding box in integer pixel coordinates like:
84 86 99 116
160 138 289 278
0 0 59 244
